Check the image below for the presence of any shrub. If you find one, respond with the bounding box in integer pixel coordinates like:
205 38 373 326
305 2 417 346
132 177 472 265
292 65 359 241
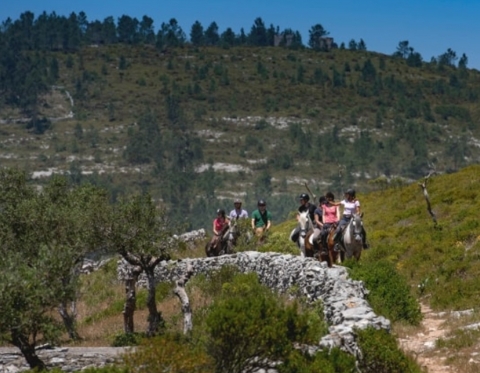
348 259 422 325
278 347 356 373
122 333 214 373
204 273 324 373
356 327 423 373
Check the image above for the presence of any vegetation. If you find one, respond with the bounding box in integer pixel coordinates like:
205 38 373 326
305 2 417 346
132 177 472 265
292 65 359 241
2 9 480 373
1 12 480 230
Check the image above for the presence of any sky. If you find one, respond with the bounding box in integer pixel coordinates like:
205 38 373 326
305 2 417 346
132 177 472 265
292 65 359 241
2 0 480 70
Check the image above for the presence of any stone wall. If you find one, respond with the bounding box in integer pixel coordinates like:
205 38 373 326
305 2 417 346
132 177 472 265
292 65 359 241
120 251 390 356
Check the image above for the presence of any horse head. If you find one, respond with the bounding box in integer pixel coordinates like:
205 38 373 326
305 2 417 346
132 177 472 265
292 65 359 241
298 211 312 239
351 213 364 241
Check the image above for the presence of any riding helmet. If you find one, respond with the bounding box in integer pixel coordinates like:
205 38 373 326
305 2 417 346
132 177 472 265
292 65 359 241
319 196 327 205
217 209 226 216
345 189 356 198
257 199 266 206
299 193 310 201
326 191 335 200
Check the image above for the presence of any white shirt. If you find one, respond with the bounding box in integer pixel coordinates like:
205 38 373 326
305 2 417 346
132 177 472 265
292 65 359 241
229 209 249 219
341 199 360 217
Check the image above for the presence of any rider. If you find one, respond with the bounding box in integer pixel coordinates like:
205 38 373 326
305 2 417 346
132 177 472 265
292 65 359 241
321 192 340 250
290 193 317 244
333 189 368 250
229 198 249 220
209 209 230 251
251 199 272 242
310 195 327 253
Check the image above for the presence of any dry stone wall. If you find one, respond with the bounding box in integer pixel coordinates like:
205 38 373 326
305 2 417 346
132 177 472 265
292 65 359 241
120 251 391 356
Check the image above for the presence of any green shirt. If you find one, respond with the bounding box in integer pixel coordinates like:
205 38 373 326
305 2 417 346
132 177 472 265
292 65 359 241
252 209 272 228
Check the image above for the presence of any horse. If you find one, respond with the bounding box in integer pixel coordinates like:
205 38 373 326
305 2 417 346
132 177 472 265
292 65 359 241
205 220 237 257
291 211 314 257
323 224 344 266
328 213 365 262
342 213 365 261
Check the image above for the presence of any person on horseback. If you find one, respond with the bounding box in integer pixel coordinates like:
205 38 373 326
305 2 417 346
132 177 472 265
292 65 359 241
229 198 249 220
290 193 317 244
310 195 327 254
332 189 369 250
251 199 271 242
208 209 230 252
321 192 340 250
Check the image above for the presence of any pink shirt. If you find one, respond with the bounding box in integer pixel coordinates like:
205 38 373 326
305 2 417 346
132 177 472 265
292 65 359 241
323 204 338 224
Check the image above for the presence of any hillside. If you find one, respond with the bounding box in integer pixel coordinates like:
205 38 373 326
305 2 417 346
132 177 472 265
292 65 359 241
1 43 480 228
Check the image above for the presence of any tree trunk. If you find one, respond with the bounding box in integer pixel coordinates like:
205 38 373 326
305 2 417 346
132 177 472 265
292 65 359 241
174 262 194 334
11 330 47 371
58 301 80 340
145 269 165 337
123 265 142 334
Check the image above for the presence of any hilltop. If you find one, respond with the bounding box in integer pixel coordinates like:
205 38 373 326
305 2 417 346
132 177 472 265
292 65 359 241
1 41 480 228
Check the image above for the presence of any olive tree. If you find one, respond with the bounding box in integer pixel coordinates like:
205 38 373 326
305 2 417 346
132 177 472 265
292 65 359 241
0 169 110 370
106 193 174 336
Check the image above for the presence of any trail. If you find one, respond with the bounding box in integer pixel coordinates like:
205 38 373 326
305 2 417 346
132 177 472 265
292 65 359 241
399 303 454 373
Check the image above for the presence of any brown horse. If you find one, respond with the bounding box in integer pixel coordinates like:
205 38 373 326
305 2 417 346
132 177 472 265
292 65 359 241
325 224 345 265
305 224 343 267
205 221 236 257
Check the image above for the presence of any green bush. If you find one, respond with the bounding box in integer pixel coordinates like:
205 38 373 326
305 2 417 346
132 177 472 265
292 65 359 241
204 273 325 373
111 331 144 347
347 259 422 325
122 333 214 373
356 327 423 373
278 348 356 373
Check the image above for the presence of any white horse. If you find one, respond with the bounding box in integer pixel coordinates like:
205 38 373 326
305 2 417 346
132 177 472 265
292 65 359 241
342 213 365 261
290 211 314 257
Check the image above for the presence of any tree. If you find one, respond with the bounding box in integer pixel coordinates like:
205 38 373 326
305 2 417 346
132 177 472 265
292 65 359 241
348 39 358 51
190 20 204 46
220 27 236 47
107 193 174 336
458 53 468 69
357 38 367 51
117 15 139 44
0 169 111 369
205 21 220 46
438 48 457 67
248 17 268 46
156 18 186 49
308 23 328 50
393 40 410 59
139 15 155 45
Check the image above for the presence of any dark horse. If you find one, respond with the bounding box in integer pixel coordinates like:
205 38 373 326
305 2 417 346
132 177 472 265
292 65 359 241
305 223 342 267
205 220 237 257
327 213 365 262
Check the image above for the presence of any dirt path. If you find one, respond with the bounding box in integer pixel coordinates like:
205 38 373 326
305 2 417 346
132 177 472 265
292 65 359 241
399 303 454 373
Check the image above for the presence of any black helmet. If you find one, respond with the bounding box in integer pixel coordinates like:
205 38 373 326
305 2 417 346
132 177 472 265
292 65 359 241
319 196 327 205
257 199 266 206
217 209 226 216
326 191 335 200
345 189 356 198
299 193 310 201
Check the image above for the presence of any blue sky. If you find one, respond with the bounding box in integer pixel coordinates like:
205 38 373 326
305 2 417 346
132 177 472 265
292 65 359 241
2 0 480 70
